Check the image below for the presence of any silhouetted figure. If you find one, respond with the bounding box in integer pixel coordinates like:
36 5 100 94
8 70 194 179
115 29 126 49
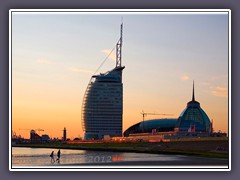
50 151 55 163
56 149 61 163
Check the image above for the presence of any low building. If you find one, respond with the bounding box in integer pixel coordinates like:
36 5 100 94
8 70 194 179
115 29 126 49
123 119 177 137
124 82 214 138
30 130 41 143
41 134 50 142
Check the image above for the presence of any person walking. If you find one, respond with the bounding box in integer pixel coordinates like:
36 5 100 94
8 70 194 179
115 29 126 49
50 151 55 163
56 149 61 163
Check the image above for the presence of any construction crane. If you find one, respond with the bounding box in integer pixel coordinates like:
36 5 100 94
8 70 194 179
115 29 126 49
140 110 174 132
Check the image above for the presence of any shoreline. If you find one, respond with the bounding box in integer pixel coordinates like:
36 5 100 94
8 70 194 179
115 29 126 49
12 140 229 159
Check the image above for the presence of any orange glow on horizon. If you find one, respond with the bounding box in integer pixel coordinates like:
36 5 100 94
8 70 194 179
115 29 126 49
12 78 228 139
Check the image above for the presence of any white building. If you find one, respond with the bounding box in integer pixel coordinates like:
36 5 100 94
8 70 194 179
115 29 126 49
81 24 124 140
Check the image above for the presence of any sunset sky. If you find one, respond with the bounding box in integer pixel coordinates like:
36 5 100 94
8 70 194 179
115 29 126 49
11 10 229 139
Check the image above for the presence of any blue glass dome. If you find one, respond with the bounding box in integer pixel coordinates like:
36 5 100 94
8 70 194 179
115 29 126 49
176 82 211 133
123 119 177 137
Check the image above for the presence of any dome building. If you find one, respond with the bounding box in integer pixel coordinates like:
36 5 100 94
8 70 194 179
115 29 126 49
123 119 177 137
175 82 212 134
124 82 213 138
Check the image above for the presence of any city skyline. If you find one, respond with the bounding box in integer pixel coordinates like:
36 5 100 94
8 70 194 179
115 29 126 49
11 10 229 139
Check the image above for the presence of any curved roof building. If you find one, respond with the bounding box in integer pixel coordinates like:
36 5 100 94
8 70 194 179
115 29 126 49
175 82 211 133
123 119 177 137
81 24 124 140
124 82 212 137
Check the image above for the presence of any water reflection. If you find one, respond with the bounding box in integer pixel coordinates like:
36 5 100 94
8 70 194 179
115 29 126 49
12 147 127 166
12 147 228 167
112 154 124 162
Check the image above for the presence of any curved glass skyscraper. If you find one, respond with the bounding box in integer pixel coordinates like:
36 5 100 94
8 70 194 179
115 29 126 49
81 24 125 140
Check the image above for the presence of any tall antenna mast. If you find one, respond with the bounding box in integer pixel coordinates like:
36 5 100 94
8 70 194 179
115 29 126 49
192 80 195 101
116 23 123 67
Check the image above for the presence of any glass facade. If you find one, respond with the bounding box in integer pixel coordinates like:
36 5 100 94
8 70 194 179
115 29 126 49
176 82 211 133
176 100 211 133
81 67 124 140
81 23 124 140
124 82 212 137
123 119 177 137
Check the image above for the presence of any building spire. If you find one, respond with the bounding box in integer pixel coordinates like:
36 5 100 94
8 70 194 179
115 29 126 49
116 23 123 67
192 80 195 101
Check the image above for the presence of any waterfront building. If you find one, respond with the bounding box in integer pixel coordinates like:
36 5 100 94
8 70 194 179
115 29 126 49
175 82 212 134
30 130 41 143
123 119 177 137
81 24 125 140
124 82 213 137
41 134 50 142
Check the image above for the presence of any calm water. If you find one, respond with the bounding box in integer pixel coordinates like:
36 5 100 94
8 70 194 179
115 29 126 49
12 147 228 167
12 147 183 166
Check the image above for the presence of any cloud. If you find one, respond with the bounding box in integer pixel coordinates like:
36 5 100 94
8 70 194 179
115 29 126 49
101 49 115 61
180 75 190 81
37 59 55 65
69 67 94 74
211 86 228 97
